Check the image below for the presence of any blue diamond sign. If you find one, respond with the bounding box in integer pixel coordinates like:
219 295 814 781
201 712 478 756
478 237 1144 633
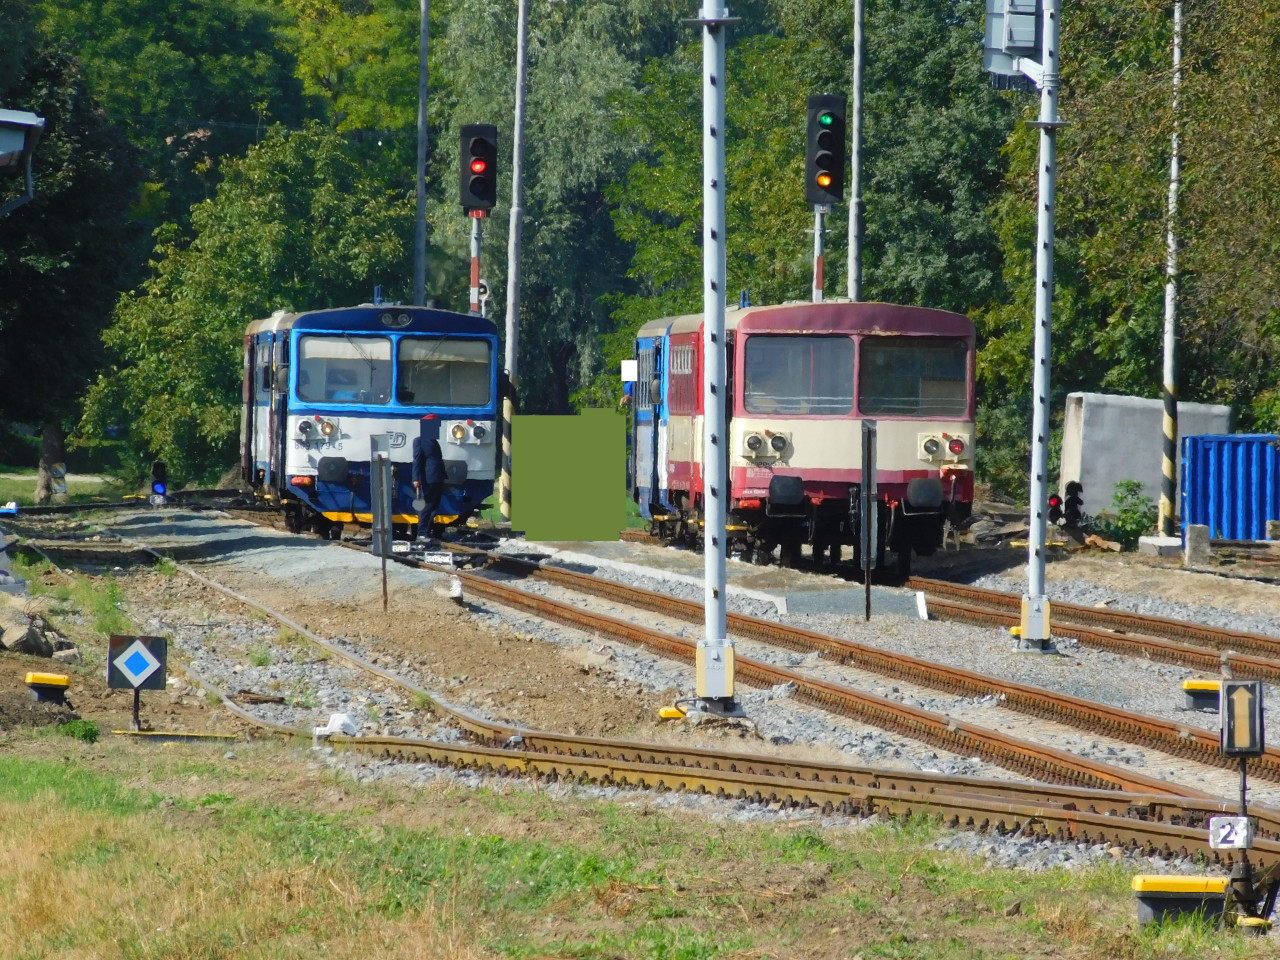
107 635 167 691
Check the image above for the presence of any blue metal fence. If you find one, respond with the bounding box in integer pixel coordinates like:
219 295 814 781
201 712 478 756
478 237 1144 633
1182 435 1280 541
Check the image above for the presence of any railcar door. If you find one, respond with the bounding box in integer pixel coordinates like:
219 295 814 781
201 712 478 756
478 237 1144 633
252 335 275 493
241 335 255 487
633 339 660 518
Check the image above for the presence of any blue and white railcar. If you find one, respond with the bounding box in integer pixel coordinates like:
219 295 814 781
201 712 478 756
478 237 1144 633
241 305 499 537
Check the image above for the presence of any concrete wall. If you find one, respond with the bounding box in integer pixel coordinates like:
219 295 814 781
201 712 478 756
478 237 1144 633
1059 392 1233 511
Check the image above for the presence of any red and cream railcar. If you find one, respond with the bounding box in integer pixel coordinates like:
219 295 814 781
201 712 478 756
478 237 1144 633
630 300 975 572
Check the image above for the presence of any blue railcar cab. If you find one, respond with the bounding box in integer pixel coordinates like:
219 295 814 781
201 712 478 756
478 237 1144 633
241 305 499 537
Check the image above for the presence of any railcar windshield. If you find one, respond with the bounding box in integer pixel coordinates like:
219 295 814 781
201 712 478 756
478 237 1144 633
743 336 854 415
397 337 491 406
858 337 968 417
297 335 392 404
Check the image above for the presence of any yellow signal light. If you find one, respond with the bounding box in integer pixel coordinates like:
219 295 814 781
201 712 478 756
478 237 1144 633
816 172 833 188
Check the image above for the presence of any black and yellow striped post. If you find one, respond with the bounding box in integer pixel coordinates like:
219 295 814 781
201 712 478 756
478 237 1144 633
499 372 513 522
1159 377 1177 536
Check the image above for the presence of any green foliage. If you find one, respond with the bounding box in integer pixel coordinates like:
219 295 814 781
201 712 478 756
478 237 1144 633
1092 480 1158 550
0 39 144 434
78 124 414 483
36 0 312 229
247 642 272 667
56 719 100 744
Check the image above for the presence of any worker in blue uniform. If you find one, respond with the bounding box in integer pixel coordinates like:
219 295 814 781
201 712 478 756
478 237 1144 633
412 433 445 543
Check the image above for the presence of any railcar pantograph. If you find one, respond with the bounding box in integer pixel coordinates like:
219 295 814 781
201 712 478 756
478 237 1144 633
242 304 499 539
629 300 976 573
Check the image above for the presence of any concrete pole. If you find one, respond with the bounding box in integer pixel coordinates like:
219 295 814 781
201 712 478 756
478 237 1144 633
689 0 738 714
1021 0 1062 649
847 0 864 301
500 0 529 523
812 208 825 302
413 0 429 306
1159 0 1183 537
469 214 483 314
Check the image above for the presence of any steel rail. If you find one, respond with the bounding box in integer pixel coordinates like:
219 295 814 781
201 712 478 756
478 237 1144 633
911 576 1280 664
460 550 1280 783
42 525 1279 866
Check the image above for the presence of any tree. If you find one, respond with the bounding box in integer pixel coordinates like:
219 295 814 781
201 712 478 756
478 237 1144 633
580 0 1013 406
79 125 414 482
36 0 312 229
0 36 143 500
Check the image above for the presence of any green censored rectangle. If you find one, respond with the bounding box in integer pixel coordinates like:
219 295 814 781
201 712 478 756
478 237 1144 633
512 408 624 541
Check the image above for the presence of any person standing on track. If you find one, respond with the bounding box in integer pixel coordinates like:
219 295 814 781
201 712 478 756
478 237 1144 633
412 429 445 544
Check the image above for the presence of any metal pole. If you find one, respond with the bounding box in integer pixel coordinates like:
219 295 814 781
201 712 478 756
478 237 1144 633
847 0 864 301
1159 0 1182 537
469 215 483 314
132 687 141 732
1021 0 1062 649
500 0 529 524
413 0 430 306
812 207 825 302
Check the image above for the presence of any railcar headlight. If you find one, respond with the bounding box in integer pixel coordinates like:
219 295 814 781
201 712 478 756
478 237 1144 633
450 423 467 441
472 424 487 439
922 437 940 456
319 419 337 437
770 434 787 452
297 420 313 437
746 434 763 451
948 437 966 455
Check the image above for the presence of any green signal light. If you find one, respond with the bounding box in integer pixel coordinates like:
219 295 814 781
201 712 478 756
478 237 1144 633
818 112 834 126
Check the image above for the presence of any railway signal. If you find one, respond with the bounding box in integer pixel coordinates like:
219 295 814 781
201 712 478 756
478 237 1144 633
1063 481 1083 527
150 460 167 497
805 94 846 205
459 123 498 213
1048 492 1063 525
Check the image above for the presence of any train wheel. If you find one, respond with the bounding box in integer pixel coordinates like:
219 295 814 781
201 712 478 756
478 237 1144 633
328 523 344 541
284 505 303 534
753 542 775 566
827 542 843 565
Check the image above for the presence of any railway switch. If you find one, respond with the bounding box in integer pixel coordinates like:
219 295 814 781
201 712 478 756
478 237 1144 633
1183 679 1220 711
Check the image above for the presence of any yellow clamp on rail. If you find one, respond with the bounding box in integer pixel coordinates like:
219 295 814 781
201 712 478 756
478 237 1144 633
1182 679 1221 692
25 672 70 689
1130 876 1228 895
658 706 687 720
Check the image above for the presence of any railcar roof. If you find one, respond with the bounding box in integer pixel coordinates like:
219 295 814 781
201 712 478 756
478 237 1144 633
245 304 497 338
635 300 973 339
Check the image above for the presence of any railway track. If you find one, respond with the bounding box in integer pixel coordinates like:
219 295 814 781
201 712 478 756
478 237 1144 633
19 516 1280 870
22 517 1280 792
114 540 1280 869
910 576 1280 678
434 546 1280 787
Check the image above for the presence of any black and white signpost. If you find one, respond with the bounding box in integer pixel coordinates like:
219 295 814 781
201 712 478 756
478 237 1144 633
107 635 167 732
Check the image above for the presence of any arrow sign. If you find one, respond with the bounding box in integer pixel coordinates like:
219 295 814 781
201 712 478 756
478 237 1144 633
1221 679 1265 757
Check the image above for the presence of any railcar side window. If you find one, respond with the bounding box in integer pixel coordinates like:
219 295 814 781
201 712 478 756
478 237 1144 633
297 336 392 404
743 336 854 415
858 337 968 417
397 337 491 406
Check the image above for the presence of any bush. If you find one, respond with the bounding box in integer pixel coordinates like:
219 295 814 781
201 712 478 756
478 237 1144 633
1091 480 1158 550
57 719 99 744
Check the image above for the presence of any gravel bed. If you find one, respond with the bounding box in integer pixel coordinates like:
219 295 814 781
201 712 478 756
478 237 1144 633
499 541 1280 806
82 511 1250 873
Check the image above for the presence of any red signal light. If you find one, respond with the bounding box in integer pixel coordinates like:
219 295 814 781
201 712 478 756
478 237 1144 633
470 158 487 174
1048 494 1062 508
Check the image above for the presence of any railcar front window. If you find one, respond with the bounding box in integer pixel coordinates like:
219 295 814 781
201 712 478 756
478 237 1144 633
858 337 968 417
297 336 392 404
743 336 854 415
397 337 491 406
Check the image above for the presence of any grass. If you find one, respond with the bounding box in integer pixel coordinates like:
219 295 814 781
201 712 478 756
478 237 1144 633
0 742 1270 959
248 641 273 667
0 469 130 507
9 552 135 641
